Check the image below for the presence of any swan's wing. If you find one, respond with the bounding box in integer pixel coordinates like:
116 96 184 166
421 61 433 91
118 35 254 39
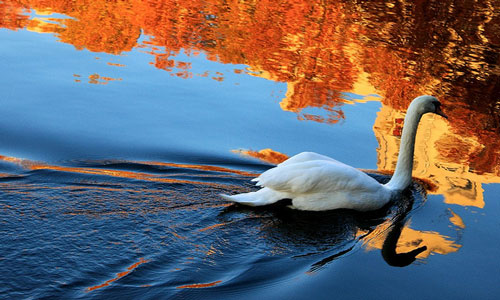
277 151 341 167
253 159 382 194
250 151 340 183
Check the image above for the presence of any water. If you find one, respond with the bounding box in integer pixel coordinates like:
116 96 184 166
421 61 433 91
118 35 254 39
1 1 499 299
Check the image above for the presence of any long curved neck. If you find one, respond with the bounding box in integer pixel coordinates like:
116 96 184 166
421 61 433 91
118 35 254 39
384 108 423 191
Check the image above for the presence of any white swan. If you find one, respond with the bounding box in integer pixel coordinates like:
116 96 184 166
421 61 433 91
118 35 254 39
221 95 448 211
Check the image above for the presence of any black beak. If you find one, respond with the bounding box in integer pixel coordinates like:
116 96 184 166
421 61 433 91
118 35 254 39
436 105 448 119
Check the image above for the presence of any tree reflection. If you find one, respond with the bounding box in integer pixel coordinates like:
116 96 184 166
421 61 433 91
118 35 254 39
2 0 497 128
0 1 29 30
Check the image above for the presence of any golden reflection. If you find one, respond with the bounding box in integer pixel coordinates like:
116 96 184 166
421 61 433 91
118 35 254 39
374 104 500 208
449 209 465 229
171 232 186 240
198 223 227 232
107 62 126 67
232 148 289 165
86 257 150 292
176 280 222 289
145 161 256 177
27 17 64 33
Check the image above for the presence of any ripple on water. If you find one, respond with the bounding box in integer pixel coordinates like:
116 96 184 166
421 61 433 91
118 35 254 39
0 155 427 299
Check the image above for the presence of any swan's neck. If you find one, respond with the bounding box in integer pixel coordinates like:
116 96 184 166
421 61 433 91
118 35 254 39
384 108 423 191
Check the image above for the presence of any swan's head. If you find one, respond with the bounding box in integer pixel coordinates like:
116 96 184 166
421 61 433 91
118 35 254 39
411 95 448 119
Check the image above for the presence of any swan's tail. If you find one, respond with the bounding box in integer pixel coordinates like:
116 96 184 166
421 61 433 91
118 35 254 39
220 188 288 207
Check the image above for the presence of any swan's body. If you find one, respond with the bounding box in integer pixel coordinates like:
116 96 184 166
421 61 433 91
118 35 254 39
222 96 447 211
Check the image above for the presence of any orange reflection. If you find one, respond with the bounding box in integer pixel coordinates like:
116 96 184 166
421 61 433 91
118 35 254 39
198 223 227 232
145 161 256 177
86 257 150 292
27 16 64 33
107 62 126 67
88 73 122 84
448 209 465 229
176 280 222 289
0 155 253 188
0 1 29 30
232 148 289 165
3 1 497 130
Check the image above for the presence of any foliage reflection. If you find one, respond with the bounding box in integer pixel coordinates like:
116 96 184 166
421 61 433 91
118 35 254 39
2 0 497 125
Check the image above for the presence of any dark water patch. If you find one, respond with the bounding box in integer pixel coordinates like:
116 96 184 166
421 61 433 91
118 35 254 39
0 156 430 299
79 161 189 174
0 175 26 182
0 157 256 297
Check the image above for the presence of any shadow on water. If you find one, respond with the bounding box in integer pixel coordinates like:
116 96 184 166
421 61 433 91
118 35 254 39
219 174 427 271
0 155 428 299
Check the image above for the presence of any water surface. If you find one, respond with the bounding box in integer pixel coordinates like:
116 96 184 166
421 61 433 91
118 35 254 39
1 0 499 299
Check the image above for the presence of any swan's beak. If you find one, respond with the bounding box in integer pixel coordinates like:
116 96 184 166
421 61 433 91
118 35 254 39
435 105 448 119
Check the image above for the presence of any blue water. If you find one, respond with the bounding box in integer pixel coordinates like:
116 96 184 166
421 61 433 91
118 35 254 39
1 28 379 167
1 3 499 299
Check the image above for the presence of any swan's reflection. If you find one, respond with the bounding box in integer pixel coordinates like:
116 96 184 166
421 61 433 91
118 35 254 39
380 196 427 267
220 174 428 269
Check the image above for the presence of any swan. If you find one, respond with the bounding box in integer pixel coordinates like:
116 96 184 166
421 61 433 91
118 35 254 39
221 95 448 211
